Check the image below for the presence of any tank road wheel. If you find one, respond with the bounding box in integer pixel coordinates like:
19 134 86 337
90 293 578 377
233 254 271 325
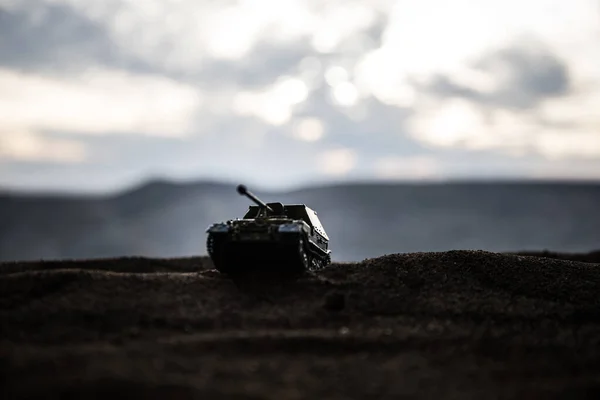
296 238 309 272
309 257 321 271
206 234 225 271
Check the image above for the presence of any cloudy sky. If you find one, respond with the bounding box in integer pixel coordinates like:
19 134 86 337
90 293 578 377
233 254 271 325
1 0 599 193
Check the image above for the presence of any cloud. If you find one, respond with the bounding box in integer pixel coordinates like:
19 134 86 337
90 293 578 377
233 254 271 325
318 148 357 176
373 156 440 180
326 68 361 107
0 67 202 138
535 131 600 159
428 42 570 110
198 43 317 90
529 160 600 180
351 0 599 114
404 40 599 160
407 94 600 160
0 0 599 193
24 0 385 76
0 131 87 163
0 0 152 74
232 75 309 125
291 117 325 142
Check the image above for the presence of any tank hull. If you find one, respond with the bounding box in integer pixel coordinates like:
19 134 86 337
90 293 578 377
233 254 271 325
207 229 327 274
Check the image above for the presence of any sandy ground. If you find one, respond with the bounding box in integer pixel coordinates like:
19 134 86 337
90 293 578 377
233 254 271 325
1 250 600 399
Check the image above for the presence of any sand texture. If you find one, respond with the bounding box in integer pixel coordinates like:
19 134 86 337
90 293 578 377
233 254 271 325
2 250 600 399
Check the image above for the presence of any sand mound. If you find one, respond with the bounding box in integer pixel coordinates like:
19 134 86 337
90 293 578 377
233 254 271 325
1 250 600 399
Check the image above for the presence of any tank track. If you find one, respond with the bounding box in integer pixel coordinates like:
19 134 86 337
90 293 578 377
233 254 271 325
207 234 329 274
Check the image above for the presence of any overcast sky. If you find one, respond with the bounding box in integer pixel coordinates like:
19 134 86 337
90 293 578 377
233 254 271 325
1 0 599 193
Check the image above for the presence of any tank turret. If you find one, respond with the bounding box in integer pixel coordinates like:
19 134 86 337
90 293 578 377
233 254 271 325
206 184 332 274
236 184 274 214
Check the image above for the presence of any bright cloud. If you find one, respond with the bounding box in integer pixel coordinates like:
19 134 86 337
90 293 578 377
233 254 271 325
352 0 600 160
409 99 487 148
355 0 600 91
292 117 325 142
0 131 87 163
232 76 309 125
331 82 359 107
536 131 600 159
318 148 357 176
408 89 600 160
0 67 202 137
28 0 380 73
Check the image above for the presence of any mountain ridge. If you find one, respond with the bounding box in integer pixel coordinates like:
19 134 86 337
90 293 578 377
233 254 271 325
2 179 600 263
3 177 600 199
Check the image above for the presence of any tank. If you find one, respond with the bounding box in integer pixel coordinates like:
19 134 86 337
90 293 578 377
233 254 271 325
206 184 332 274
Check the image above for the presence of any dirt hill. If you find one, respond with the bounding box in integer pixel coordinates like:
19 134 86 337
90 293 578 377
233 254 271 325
1 250 600 399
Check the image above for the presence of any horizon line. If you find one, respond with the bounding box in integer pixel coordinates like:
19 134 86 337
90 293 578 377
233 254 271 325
2 175 600 198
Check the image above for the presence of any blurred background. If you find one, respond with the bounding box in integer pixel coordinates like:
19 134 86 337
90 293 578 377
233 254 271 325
1 0 599 262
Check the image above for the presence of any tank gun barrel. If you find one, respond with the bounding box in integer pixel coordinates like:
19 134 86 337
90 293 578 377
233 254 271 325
237 184 274 213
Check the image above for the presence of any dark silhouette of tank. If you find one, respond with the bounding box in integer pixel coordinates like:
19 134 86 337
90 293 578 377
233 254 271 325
206 184 332 274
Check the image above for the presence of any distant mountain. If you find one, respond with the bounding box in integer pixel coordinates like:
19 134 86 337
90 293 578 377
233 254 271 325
1 180 600 262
